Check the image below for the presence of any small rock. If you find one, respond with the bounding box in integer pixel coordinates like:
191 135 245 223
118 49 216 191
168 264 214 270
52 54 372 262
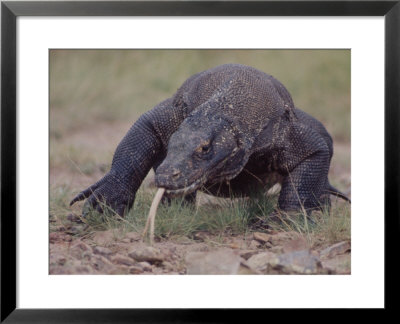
229 237 247 249
129 266 144 274
174 237 193 244
128 246 164 263
162 261 175 271
51 255 67 266
138 261 153 271
159 247 174 260
91 254 114 272
193 231 211 241
71 240 91 252
321 254 351 274
320 241 351 260
269 246 284 254
49 232 72 243
247 252 278 272
92 230 115 246
82 251 92 261
185 249 241 275
74 266 91 274
93 246 113 257
238 259 262 275
282 236 309 253
69 241 93 260
269 231 303 246
109 266 130 275
125 232 141 242
273 250 322 274
121 238 131 244
237 265 260 275
249 240 261 249
253 232 270 243
67 213 83 223
66 226 83 235
50 266 74 275
49 232 61 243
239 250 259 260
110 254 136 266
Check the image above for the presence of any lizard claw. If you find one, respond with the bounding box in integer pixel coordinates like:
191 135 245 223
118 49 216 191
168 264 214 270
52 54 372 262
70 172 134 217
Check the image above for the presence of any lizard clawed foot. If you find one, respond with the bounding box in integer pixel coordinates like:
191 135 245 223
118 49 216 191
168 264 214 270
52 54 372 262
70 171 134 217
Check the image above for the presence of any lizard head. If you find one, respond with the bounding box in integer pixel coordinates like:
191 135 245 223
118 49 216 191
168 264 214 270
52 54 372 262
155 113 248 196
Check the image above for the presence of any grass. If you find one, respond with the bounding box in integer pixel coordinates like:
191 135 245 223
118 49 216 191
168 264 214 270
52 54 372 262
52 185 350 249
67 189 262 239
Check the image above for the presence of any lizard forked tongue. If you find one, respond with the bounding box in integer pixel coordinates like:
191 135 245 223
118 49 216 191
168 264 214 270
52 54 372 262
142 188 165 245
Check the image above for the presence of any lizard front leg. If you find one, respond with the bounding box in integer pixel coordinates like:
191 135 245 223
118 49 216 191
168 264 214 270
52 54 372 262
278 152 330 212
278 141 331 212
274 121 332 213
70 98 185 216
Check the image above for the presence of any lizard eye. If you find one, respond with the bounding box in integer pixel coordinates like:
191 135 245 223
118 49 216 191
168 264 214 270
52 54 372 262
195 141 212 156
201 144 210 153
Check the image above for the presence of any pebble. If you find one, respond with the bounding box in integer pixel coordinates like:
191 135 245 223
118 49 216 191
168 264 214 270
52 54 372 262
186 249 241 275
49 232 61 243
74 266 91 274
128 246 164 263
49 232 72 243
321 254 351 274
91 254 114 272
67 213 83 223
249 240 261 249
162 261 175 271
253 232 271 243
66 226 83 235
93 246 113 257
129 266 144 274
138 261 153 271
273 250 323 274
110 254 136 266
125 232 142 242
109 266 130 275
193 231 211 241
282 236 308 253
238 260 262 275
239 250 259 260
269 246 284 254
247 252 278 272
71 240 91 252
320 241 351 260
91 230 115 246
269 231 303 246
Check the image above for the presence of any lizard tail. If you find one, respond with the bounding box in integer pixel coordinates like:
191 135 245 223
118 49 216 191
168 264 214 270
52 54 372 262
327 184 351 203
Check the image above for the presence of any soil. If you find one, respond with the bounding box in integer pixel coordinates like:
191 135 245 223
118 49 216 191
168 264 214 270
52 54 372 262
49 225 351 275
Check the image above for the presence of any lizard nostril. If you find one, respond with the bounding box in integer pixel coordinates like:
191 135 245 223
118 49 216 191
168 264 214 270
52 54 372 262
172 169 181 178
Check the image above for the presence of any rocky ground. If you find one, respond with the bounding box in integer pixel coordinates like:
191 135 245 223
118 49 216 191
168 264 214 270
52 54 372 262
50 223 351 275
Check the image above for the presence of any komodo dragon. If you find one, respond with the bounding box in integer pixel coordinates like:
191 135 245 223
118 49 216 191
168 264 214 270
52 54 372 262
70 64 350 217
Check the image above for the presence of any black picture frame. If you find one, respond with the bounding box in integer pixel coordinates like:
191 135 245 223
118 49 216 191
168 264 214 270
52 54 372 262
1 0 399 322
